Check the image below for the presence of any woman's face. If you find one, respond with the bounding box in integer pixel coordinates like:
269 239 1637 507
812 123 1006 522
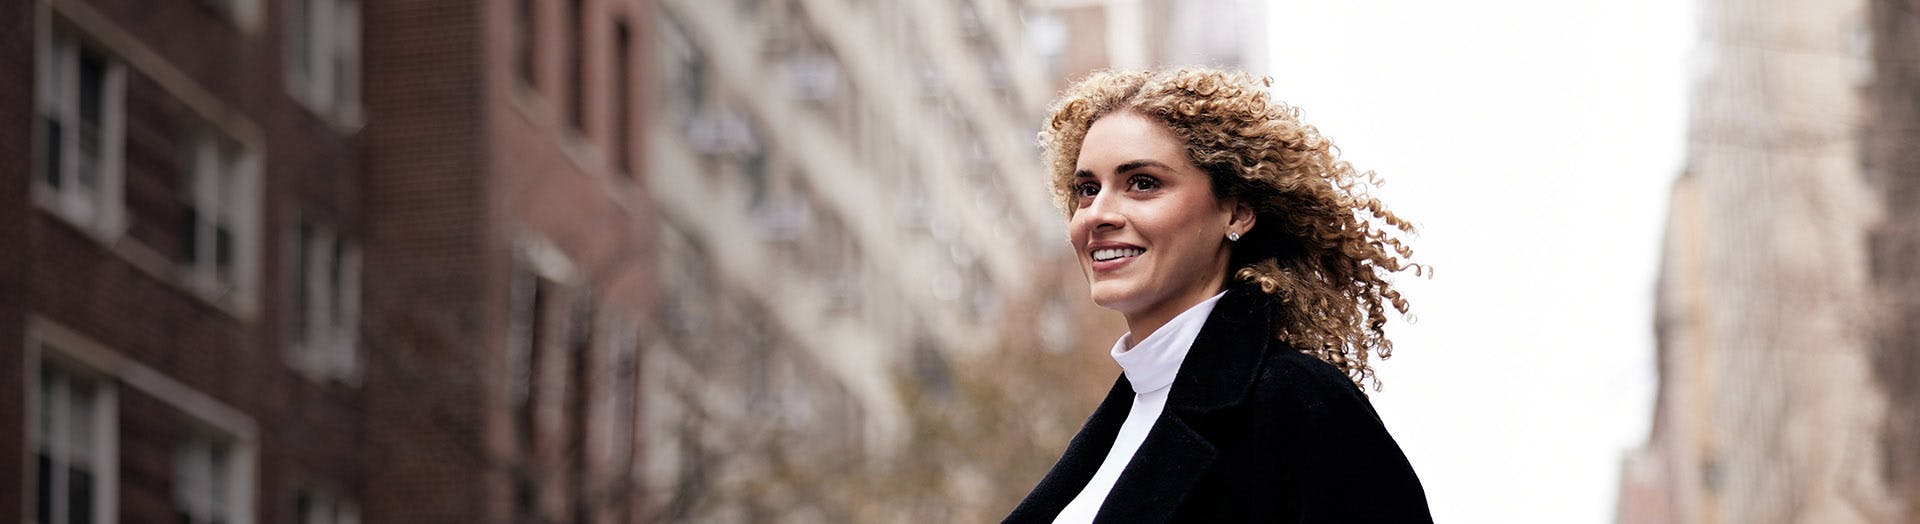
1068 111 1249 323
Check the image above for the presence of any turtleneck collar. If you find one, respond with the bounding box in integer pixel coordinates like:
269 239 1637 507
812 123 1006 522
1110 290 1228 395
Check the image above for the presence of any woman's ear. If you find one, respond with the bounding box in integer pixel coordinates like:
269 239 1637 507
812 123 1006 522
1228 200 1256 236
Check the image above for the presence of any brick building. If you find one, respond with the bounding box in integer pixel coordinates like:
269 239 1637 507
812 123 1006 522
6 0 370 523
359 0 657 522
6 0 657 523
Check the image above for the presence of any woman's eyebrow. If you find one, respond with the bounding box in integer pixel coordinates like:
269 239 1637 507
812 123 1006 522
1075 160 1172 179
1115 159 1172 174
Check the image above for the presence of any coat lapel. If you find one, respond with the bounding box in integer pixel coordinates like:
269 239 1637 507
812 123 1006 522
1091 411 1217 522
1095 285 1277 522
1005 285 1278 523
1003 375 1136 521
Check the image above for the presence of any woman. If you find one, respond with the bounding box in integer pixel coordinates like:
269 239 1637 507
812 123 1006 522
1004 67 1432 523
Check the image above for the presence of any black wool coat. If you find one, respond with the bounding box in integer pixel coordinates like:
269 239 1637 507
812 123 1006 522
1003 285 1433 523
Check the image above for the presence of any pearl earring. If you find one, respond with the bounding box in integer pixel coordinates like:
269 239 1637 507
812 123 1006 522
1227 231 1241 242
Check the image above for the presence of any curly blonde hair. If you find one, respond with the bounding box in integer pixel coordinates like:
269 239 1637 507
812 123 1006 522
1040 67 1422 389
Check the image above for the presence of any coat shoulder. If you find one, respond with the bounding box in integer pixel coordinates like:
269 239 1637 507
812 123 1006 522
1250 345 1375 415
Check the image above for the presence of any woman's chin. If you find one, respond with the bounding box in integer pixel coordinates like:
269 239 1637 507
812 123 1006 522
1087 283 1143 314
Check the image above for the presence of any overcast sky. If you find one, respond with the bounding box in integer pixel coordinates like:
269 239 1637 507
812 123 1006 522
1263 0 1694 521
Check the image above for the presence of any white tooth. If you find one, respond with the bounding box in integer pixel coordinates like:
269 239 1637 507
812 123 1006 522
1092 248 1140 262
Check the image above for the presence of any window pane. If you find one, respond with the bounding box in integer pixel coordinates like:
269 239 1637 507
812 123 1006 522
290 0 313 81
515 0 535 85
68 466 93 524
329 238 345 322
209 444 229 510
566 0 586 130
180 205 201 265
294 491 312 524
43 118 63 189
77 50 103 127
76 48 104 192
67 381 95 463
296 222 313 342
215 226 234 276
42 28 68 98
35 452 51 524
37 367 54 442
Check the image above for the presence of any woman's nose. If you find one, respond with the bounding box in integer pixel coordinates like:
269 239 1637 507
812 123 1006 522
1081 193 1125 231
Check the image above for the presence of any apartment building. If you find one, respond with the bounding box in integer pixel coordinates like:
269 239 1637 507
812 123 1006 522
642 0 1131 520
5 0 368 522
6 0 659 522
1617 0 1909 522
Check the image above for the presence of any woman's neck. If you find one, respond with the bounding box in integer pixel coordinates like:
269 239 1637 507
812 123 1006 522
1122 279 1227 348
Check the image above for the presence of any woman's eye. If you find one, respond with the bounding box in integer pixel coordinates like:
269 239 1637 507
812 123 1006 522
1129 176 1159 191
1074 183 1100 198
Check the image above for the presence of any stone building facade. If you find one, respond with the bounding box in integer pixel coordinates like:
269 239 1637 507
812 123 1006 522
641 0 1124 521
1619 0 1917 522
640 1 1277 521
1865 0 1920 518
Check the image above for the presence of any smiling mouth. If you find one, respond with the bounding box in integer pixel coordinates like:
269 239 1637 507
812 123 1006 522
1091 247 1144 262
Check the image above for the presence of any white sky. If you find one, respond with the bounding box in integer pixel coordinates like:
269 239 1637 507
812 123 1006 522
1264 1 1694 521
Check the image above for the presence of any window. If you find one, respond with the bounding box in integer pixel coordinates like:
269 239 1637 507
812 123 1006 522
658 14 706 124
513 0 538 88
291 218 362 382
614 21 634 175
181 128 260 304
294 488 359 524
32 360 115 524
287 0 361 124
504 264 547 523
606 317 639 469
566 0 586 132
174 432 240 524
36 21 126 235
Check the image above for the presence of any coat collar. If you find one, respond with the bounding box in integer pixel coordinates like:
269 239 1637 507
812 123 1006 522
1005 285 1278 523
1163 284 1274 413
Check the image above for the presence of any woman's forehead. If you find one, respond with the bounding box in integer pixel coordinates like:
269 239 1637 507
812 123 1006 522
1076 112 1190 172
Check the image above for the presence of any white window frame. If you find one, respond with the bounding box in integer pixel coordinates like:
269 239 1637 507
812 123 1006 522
184 127 263 311
290 219 362 383
27 353 118 524
286 0 361 126
34 15 127 239
173 430 243 524
27 316 259 524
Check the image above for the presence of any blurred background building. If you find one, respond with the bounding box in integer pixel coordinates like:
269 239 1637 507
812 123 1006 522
2 0 1265 523
1617 0 1920 522
641 0 1259 520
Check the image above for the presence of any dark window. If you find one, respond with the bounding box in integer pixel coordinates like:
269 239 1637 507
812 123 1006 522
614 22 632 175
76 47 107 190
515 0 537 87
567 0 586 131
43 118 63 188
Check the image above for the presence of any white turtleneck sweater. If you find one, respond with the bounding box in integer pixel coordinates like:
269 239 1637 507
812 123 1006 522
1053 291 1227 523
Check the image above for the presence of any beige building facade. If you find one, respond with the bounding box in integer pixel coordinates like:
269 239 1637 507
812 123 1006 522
1620 0 1906 522
643 0 1121 520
